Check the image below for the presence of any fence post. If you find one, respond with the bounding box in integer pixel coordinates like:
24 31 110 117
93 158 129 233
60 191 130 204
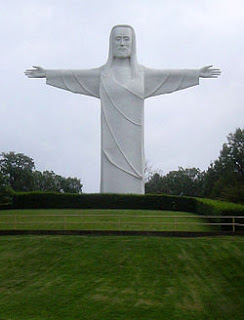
232 217 235 233
13 215 17 230
64 216 67 231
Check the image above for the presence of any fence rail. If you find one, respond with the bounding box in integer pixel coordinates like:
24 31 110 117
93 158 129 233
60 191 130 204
0 214 243 232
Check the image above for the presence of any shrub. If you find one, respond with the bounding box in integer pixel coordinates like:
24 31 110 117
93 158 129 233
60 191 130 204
0 186 14 208
6 192 244 213
195 198 244 216
195 198 244 231
11 192 197 212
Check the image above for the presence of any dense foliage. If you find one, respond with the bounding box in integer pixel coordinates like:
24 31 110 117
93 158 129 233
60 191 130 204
4 192 243 220
0 152 82 196
203 128 244 202
10 192 196 212
0 171 13 205
145 167 204 197
146 128 244 204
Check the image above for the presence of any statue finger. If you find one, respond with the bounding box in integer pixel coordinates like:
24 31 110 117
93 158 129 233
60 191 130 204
204 65 213 69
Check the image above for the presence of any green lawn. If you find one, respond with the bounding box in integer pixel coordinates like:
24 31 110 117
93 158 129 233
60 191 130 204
0 209 219 232
0 235 243 320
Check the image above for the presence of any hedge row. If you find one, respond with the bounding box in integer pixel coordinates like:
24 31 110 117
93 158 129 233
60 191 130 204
195 198 244 231
8 192 196 212
195 198 244 217
1 192 244 218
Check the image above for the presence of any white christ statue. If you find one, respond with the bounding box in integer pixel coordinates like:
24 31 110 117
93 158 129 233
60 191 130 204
25 24 221 194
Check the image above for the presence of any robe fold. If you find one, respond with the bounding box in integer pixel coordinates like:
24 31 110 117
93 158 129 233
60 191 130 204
46 66 199 194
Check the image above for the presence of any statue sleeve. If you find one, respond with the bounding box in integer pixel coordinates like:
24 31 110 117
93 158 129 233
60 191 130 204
144 67 199 98
46 68 101 98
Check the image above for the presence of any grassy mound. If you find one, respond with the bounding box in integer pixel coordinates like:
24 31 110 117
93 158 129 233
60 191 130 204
0 236 243 320
0 209 218 232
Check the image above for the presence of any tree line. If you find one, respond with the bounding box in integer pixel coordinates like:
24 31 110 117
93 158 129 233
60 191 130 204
0 128 243 204
0 152 82 195
145 128 244 204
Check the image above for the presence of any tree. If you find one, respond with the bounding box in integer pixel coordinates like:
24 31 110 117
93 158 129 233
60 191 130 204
164 167 204 197
203 128 244 203
0 152 83 194
146 167 204 197
145 172 166 194
33 170 60 192
0 170 13 205
0 152 35 191
220 128 244 176
33 170 83 193
58 176 83 193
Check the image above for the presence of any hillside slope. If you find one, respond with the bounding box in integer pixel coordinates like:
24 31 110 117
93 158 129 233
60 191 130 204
0 236 243 320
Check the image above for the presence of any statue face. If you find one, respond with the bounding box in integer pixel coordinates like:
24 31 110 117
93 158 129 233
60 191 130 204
112 27 133 59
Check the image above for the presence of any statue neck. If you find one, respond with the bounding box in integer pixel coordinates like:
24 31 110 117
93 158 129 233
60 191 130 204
111 58 132 82
112 57 131 67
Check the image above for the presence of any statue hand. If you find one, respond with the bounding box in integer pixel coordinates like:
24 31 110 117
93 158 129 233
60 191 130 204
199 65 221 78
25 66 46 78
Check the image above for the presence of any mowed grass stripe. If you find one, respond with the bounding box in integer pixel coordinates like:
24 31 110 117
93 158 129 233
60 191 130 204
0 209 218 231
0 236 243 320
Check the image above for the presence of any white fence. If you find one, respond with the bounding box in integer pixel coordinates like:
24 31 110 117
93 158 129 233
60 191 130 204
0 214 243 232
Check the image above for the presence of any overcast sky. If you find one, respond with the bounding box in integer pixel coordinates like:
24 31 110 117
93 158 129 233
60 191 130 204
1 0 243 192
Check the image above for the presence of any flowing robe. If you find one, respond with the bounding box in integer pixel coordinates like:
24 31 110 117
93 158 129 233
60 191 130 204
46 66 199 194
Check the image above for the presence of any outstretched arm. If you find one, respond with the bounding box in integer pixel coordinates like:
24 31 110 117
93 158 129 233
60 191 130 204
144 65 221 98
25 66 101 98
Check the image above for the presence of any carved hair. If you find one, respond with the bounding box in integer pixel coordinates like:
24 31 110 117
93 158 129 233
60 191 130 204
104 25 139 78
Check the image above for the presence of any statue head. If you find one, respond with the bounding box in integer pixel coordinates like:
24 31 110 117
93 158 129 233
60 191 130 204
104 25 139 77
111 26 133 59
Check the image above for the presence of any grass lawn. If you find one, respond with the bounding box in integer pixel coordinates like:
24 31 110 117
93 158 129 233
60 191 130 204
0 235 243 320
0 209 219 232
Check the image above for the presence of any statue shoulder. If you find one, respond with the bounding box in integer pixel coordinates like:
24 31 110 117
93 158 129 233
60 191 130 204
75 66 102 78
138 64 145 73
